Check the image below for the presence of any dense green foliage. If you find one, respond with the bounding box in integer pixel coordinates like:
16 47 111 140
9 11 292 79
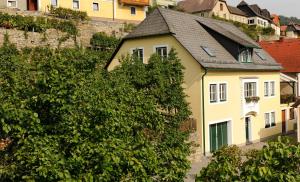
90 32 120 51
0 12 78 36
212 15 275 40
49 6 89 21
0 38 191 181
280 15 300 25
196 137 300 181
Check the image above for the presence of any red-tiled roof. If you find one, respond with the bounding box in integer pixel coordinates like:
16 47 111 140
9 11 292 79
271 14 280 26
281 25 287 32
259 39 300 73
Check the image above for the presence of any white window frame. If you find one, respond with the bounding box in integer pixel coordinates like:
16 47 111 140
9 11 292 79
209 82 228 104
7 0 17 8
50 0 58 7
92 2 99 11
130 6 136 15
130 47 144 63
153 45 168 58
72 0 80 9
264 81 275 97
244 82 257 98
239 49 252 63
264 111 276 128
207 119 232 154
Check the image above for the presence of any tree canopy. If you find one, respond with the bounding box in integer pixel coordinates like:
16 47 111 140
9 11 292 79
0 39 191 181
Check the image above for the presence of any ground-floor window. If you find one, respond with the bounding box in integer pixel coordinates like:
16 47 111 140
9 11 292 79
209 121 228 152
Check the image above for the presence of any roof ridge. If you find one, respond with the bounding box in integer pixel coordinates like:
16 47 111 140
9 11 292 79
157 8 173 34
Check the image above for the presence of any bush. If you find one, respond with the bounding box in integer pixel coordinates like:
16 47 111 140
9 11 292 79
0 12 78 36
197 137 300 181
90 32 120 51
49 6 88 21
0 44 191 181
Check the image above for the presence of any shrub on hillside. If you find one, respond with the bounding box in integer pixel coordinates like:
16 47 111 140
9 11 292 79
90 32 120 51
49 6 88 21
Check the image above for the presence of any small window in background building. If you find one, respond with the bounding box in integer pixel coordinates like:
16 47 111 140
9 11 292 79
7 0 17 8
220 3 223 11
73 0 79 9
51 0 58 7
270 81 275 96
93 2 99 11
201 46 216 57
155 46 168 58
130 7 136 15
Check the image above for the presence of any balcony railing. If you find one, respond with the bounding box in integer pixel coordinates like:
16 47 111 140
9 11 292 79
119 0 149 6
281 94 296 104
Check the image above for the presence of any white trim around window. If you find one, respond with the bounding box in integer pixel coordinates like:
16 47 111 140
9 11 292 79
50 0 58 7
130 47 145 63
209 82 228 104
264 111 276 128
264 80 275 98
92 2 100 11
153 45 169 58
242 79 259 98
7 0 17 8
72 0 80 9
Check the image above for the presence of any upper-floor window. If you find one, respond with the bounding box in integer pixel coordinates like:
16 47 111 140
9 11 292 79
51 0 58 7
265 112 275 128
73 0 79 9
155 46 168 59
248 19 254 24
244 82 257 97
239 49 252 63
264 81 275 97
7 0 17 8
209 83 227 103
131 7 136 15
93 2 99 11
220 3 223 11
132 48 144 63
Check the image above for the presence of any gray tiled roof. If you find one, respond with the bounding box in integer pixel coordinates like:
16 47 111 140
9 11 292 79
227 5 247 16
121 8 282 71
177 0 219 13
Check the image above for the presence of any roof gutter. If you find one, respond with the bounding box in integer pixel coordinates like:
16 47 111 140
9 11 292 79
201 68 208 155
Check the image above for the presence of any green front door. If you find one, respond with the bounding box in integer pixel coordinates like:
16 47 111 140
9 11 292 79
210 122 228 152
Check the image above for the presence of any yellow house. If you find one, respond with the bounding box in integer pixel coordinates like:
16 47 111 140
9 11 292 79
34 0 148 21
106 8 285 154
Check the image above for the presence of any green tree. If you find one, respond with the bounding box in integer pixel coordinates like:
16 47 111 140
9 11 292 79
0 44 191 181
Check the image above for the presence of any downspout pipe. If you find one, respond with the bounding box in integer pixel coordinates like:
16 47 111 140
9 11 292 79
201 68 208 156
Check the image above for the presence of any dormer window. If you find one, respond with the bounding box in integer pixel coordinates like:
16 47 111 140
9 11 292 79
239 49 252 63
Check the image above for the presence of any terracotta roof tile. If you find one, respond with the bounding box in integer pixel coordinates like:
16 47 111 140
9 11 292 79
259 39 300 73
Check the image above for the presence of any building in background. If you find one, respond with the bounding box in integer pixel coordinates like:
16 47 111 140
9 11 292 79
150 0 177 8
260 38 300 141
178 0 280 35
0 0 149 22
